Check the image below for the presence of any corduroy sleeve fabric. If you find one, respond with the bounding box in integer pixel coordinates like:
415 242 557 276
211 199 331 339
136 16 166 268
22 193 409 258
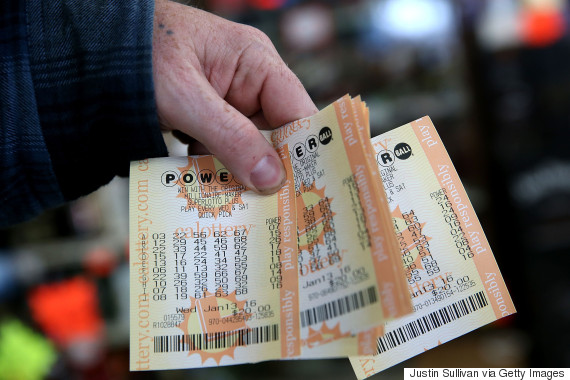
0 0 168 227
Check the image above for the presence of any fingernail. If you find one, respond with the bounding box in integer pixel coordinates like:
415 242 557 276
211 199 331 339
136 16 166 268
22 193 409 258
250 155 286 194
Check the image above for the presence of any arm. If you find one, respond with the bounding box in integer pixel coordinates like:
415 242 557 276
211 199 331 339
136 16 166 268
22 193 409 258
1 0 166 227
28 0 168 200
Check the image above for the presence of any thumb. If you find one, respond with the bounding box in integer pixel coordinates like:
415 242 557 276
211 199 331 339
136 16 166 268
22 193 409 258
157 76 286 195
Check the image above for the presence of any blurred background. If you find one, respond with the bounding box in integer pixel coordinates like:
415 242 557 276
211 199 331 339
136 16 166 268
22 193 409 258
1 0 569 378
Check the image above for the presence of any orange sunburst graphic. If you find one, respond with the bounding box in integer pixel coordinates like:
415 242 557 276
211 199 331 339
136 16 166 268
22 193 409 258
391 205 432 274
302 322 351 348
175 156 247 219
296 181 335 252
176 289 252 365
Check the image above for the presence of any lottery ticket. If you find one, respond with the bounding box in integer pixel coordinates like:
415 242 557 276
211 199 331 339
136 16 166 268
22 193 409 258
268 96 411 355
350 117 516 379
299 96 410 359
130 148 300 370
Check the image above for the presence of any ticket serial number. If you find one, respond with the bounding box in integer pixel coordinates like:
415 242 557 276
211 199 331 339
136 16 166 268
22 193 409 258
412 275 477 312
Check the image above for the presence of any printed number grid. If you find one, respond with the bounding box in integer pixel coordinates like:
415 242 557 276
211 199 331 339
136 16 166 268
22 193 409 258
154 324 279 353
300 286 378 328
376 291 488 354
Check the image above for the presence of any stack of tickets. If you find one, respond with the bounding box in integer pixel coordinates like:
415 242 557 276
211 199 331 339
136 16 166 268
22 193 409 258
129 95 515 378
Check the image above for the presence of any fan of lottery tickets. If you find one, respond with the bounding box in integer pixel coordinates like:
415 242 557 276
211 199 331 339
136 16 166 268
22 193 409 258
129 95 515 378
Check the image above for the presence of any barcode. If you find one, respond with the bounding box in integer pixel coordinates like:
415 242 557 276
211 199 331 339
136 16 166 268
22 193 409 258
153 324 279 353
376 291 488 354
300 286 378 328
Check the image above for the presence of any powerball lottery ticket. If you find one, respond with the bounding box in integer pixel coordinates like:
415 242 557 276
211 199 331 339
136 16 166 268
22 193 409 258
298 96 407 358
269 96 411 355
350 117 516 379
130 148 300 369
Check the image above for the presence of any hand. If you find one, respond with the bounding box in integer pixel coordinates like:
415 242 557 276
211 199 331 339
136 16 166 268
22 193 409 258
152 0 317 194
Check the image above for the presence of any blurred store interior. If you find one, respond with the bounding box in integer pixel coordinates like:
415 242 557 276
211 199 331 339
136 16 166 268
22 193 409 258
1 0 569 378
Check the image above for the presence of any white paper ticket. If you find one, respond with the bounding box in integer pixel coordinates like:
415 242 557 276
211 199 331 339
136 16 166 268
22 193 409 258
349 117 516 379
292 96 408 358
130 148 301 369
268 95 410 355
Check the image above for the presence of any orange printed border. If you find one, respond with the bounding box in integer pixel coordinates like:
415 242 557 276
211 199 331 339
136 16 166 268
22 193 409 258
276 146 301 357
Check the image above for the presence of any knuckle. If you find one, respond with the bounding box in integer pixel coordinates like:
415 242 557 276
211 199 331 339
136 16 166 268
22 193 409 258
233 24 276 55
243 24 273 45
267 57 298 85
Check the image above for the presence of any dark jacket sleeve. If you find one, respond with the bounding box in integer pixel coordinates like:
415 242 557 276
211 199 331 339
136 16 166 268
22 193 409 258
0 0 168 227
